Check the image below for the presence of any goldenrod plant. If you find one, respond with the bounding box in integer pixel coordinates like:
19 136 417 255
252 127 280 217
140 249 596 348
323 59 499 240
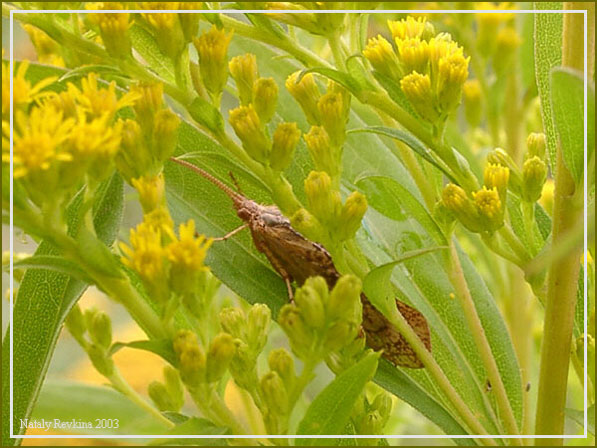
1 2 594 446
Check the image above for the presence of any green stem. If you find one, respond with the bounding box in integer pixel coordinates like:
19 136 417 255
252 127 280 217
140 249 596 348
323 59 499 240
534 5 590 443
108 367 174 429
445 242 523 442
328 33 346 71
499 224 531 265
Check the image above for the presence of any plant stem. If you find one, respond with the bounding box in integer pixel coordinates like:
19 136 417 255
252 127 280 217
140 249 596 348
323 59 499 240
108 367 174 429
328 33 346 71
499 224 531 265
446 242 523 443
534 3 590 443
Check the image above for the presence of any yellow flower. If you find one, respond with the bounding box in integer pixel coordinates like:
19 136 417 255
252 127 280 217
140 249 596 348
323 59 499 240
400 72 439 123
68 111 122 159
9 104 74 178
317 92 348 148
167 220 213 294
484 163 509 199
473 186 504 230
363 35 402 79
395 37 430 76
23 24 64 67
120 221 167 283
5 61 57 115
522 156 547 203
270 122 301 172
194 26 234 97
304 170 342 226
388 16 429 41
132 173 165 213
68 73 138 121
442 183 484 233
143 207 175 237
437 52 470 112
252 77 278 124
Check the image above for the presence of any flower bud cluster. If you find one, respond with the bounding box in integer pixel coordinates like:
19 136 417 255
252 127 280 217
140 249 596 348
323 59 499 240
229 54 301 171
363 16 470 124
219 303 271 390
291 171 368 246
148 365 185 412
116 81 180 183
278 275 363 362
173 329 237 387
64 304 115 377
87 2 132 59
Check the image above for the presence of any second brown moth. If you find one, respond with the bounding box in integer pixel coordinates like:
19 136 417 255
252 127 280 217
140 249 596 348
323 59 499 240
170 157 432 368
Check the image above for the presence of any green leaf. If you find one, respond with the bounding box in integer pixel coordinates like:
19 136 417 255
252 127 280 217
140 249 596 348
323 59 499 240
356 176 447 245
348 126 456 183
12 255 93 283
374 360 476 445
533 2 563 170
551 67 594 183
295 352 380 444
129 23 175 83
31 380 170 436
149 417 229 446
110 339 178 367
566 404 595 435
2 173 124 446
298 66 366 95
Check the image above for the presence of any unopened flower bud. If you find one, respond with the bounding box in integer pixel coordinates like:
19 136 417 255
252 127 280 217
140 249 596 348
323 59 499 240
132 174 165 213
372 391 393 423
178 3 201 42
229 53 259 106
173 329 200 357
116 119 150 181
219 307 247 340
363 35 402 80
278 304 314 359
252 77 278 124
324 320 359 351
87 344 114 376
473 186 504 231
88 10 132 59
163 365 184 411
152 109 180 163
304 126 338 178
247 303 271 352
290 208 325 243
396 37 430 76
229 104 271 163
132 82 163 131
337 191 368 241
328 274 362 323
356 410 384 435
268 348 295 391
83 307 99 333
65 304 86 339
318 92 348 147
442 183 484 233
206 333 236 382
89 311 112 349
304 171 342 226
487 148 523 194
522 156 547 203
229 340 258 390
401 72 440 123
295 282 326 329
463 79 482 128
526 132 546 160
143 13 186 60
194 26 233 97
270 122 301 171
260 371 289 415
148 381 177 412
179 345 206 386
286 71 322 125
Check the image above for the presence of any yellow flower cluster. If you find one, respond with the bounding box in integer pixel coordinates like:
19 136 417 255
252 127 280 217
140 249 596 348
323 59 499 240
363 16 470 124
120 216 213 300
2 67 137 205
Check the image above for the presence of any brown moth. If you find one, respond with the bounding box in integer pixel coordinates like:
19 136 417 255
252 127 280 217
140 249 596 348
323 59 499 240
170 157 431 368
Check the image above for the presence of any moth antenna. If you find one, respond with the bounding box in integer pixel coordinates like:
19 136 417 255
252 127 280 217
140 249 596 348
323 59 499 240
228 171 244 195
169 157 244 203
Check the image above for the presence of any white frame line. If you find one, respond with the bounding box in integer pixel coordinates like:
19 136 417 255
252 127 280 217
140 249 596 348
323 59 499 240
7 7 589 441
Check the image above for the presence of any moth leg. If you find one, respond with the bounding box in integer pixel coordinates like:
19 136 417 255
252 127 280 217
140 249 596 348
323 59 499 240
211 224 249 241
284 276 294 303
